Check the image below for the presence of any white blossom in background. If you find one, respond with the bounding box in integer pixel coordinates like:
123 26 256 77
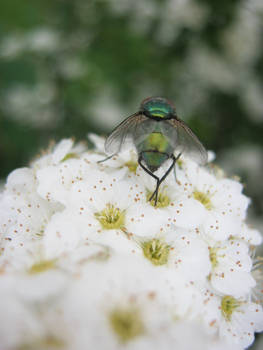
0 137 263 350
0 28 60 58
220 145 263 241
87 89 128 129
2 82 59 128
1 0 263 128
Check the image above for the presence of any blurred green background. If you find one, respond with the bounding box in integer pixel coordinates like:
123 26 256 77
0 1 263 222
0 0 263 348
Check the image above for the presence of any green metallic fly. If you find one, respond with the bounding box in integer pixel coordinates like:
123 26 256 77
102 97 207 205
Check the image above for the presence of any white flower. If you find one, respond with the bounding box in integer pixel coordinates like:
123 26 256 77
237 223 263 246
52 255 206 350
201 289 263 348
34 138 86 171
0 137 262 350
132 165 208 230
129 228 211 282
0 277 45 349
89 133 141 177
175 160 250 241
48 168 169 237
0 167 59 272
209 239 256 298
251 257 263 305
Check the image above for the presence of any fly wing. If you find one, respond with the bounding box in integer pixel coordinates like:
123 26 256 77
168 118 208 165
104 112 147 155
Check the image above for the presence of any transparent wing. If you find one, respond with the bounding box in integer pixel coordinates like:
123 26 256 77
168 118 208 165
104 113 147 155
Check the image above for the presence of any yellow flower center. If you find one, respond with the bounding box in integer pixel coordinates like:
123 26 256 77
18 336 64 350
146 189 170 208
109 308 145 343
124 160 138 173
221 295 241 321
176 158 183 168
193 190 212 210
142 238 170 266
28 259 56 274
209 247 219 268
61 153 79 162
95 204 125 230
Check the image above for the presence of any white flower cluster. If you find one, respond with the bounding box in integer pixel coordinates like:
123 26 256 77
0 136 263 350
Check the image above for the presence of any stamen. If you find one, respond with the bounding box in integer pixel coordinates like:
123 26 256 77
124 161 138 173
193 190 212 210
95 204 125 230
109 307 144 343
146 189 170 208
142 238 170 266
28 259 56 274
221 295 241 321
209 247 220 268
18 336 64 349
61 153 79 162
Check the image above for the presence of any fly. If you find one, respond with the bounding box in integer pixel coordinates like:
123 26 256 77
100 97 207 205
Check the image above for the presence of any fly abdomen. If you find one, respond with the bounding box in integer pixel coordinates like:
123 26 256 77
141 151 169 173
138 132 173 172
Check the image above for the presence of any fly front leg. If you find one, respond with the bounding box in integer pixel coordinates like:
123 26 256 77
97 154 115 164
175 152 182 162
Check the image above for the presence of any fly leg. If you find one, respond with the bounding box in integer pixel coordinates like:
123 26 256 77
149 153 181 205
138 155 160 204
139 153 181 206
150 154 177 205
97 154 115 164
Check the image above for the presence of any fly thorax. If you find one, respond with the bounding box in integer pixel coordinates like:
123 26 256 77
148 132 168 151
141 97 175 120
142 132 173 154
